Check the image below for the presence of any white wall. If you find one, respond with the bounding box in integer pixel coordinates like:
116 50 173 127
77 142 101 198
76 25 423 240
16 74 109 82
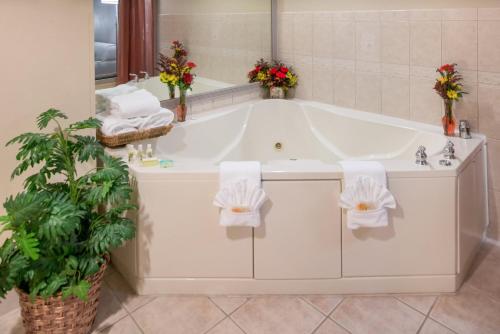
279 0 500 11
159 0 270 14
0 0 95 232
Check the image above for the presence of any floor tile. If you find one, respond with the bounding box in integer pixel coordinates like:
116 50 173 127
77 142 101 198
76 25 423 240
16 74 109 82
210 296 248 315
302 295 343 315
430 284 500 334
96 316 142 334
419 318 456 334
92 285 128 332
0 291 19 317
231 296 324 334
466 244 500 302
105 269 156 312
206 317 244 334
131 296 225 334
395 294 437 314
0 309 24 334
314 318 349 334
330 296 425 334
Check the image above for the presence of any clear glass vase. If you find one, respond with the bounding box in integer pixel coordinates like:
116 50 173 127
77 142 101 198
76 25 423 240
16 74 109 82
176 89 187 122
442 99 456 136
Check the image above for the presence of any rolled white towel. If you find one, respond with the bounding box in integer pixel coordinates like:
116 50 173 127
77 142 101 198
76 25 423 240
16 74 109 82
109 89 161 119
95 84 138 113
97 113 143 136
139 108 174 130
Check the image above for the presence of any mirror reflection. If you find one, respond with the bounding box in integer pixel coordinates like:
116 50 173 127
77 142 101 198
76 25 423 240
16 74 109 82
94 0 272 103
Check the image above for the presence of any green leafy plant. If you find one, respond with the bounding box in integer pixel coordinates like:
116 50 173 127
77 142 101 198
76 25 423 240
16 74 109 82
0 109 135 301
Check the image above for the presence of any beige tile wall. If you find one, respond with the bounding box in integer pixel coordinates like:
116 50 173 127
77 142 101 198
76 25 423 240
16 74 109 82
278 7 500 241
158 13 271 85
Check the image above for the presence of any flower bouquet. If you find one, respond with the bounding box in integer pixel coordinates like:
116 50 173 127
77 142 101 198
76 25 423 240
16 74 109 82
434 63 466 136
248 59 298 99
158 41 196 122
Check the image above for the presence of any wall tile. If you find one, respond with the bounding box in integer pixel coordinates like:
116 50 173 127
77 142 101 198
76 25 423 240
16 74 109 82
356 21 381 62
380 10 409 22
443 20 478 71
333 60 356 108
410 74 443 124
478 21 500 73
313 13 333 58
382 66 410 119
409 9 442 21
312 57 334 104
278 13 294 55
410 21 442 68
293 13 313 56
442 8 478 20
294 55 313 100
479 71 500 86
478 84 500 139
488 139 500 192
488 190 500 241
454 70 479 130
382 21 410 65
332 20 355 60
355 11 380 21
356 71 381 113
478 8 500 20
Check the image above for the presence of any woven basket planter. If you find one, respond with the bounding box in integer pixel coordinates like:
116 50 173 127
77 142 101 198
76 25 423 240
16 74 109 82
16 260 108 334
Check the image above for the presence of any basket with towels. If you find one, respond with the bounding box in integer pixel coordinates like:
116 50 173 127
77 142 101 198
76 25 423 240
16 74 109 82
95 85 174 147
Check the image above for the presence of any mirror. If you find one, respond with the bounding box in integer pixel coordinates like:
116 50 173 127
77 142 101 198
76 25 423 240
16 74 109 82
94 0 272 101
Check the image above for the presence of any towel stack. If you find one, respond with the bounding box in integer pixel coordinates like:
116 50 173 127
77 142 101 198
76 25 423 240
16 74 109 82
95 86 174 136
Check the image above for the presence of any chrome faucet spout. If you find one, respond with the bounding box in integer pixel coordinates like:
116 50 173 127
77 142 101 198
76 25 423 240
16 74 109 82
129 73 139 83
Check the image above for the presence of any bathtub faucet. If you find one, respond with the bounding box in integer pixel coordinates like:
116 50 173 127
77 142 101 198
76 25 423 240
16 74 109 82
415 146 428 165
139 71 150 80
129 73 139 83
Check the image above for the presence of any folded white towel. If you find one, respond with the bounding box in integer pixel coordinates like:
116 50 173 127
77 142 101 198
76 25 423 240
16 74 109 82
97 108 174 136
213 161 266 227
95 84 138 113
339 161 396 230
139 109 175 130
109 89 161 119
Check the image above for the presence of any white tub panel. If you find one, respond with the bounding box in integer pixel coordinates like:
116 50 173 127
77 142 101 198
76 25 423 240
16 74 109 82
136 180 253 278
254 180 342 279
342 177 456 277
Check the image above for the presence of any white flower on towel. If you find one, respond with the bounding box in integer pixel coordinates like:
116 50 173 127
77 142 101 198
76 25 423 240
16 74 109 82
339 175 396 212
214 179 267 214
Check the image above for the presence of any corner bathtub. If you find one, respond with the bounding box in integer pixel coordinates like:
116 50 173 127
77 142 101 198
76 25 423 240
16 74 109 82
111 99 488 295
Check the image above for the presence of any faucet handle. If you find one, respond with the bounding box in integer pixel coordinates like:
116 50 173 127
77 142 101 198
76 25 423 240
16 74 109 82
443 140 455 159
129 73 139 83
416 146 428 165
139 71 150 80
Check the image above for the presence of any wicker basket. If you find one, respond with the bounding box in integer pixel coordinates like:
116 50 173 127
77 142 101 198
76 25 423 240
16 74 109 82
17 260 108 334
97 124 173 148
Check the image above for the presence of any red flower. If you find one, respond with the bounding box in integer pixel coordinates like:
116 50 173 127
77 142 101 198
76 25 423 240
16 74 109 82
255 66 261 72
270 67 278 75
439 64 455 73
183 73 193 85
187 61 197 69
276 71 286 79
280 67 288 73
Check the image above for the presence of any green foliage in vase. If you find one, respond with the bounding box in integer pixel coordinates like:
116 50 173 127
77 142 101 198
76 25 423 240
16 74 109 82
0 109 135 301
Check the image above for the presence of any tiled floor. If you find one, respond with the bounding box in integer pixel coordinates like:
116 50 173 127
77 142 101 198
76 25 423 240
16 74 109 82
1 244 500 334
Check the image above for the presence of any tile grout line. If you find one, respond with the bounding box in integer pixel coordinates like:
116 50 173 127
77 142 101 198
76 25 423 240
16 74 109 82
325 297 353 334
208 296 250 333
425 295 459 334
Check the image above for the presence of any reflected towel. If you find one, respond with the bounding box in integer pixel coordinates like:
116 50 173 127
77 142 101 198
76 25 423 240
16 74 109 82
97 108 173 136
339 161 396 230
109 89 161 119
95 84 138 113
213 161 266 227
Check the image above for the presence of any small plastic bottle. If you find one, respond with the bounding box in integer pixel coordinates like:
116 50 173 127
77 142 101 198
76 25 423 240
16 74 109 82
127 144 135 163
146 144 153 158
137 144 144 161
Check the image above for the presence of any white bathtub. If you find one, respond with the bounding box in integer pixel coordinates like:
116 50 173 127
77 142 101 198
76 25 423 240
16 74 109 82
111 99 488 295
136 75 234 101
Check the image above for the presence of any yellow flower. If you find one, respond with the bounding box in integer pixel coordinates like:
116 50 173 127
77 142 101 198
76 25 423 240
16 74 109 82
438 76 448 84
256 72 267 81
447 90 459 100
159 72 168 83
287 72 298 86
159 72 178 85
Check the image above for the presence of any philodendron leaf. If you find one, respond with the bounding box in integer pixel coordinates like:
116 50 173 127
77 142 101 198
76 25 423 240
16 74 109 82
14 228 40 260
62 280 90 301
36 109 67 130
40 275 67 298
68 118 102 131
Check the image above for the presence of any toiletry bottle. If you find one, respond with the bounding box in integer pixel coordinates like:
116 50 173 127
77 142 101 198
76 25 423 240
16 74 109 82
127 144 135 163
137 144 144 161
146 144 153 158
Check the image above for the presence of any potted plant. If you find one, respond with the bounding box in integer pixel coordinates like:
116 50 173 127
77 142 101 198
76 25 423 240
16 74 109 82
158 40 197 122
434 63 467 136
248 59 298 99
0 109 136 333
